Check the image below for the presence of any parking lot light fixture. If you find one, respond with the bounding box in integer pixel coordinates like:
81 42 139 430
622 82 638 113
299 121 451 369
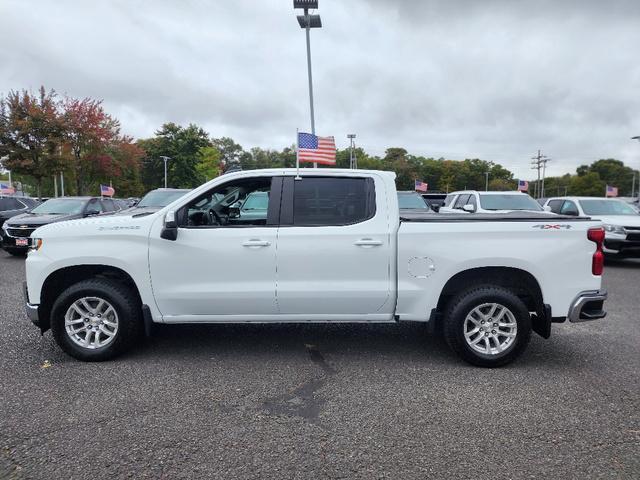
160 156 171 188
294 0 322 167
632 137 640 200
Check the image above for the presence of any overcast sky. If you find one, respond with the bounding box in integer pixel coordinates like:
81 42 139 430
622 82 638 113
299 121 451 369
1 0 639 179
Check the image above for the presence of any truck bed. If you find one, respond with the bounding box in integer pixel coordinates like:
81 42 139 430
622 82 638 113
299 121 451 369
400 211 593 222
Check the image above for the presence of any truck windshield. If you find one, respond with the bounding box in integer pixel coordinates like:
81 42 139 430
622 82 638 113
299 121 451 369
30 198 86 215
479 194 542 211
137 190 189 208
397 193 429 209
579 199 638 216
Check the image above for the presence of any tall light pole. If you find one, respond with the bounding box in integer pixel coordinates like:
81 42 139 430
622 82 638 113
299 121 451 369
160 156 171 188
632 137 640 200
348 134 356 169
294 0 322 167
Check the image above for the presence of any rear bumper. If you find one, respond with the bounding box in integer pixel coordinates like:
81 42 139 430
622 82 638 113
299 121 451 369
22 282 40 327
568 290 607 323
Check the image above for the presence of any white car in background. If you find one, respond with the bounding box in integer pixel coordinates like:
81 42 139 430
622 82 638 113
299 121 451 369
543 196 640 257
440 191 548 214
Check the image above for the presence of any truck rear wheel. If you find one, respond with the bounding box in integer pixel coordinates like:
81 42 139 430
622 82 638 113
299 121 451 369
443 286 531 367
50 279 142 361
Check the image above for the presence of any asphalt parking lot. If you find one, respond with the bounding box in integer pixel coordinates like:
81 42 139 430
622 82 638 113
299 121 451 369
0 252 638 479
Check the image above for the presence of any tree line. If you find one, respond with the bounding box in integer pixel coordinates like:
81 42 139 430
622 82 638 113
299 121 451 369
1 87 637 198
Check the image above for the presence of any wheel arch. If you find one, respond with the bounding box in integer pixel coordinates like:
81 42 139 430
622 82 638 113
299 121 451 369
434 266 549 338
38 265 143 333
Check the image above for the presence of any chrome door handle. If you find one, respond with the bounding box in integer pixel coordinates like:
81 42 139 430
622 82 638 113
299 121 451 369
242 239 271 248
354 238 383 247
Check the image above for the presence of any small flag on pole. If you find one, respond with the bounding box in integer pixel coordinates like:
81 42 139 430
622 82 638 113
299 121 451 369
100 184 115 197
606 185 618 197
0 183 15 194
517 180 529 192
414 180 428 192
297 132 336 165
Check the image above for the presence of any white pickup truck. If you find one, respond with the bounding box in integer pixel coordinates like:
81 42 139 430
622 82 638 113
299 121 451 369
23 169 608 367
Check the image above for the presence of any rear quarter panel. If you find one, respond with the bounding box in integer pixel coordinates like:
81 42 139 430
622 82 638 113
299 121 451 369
397 219 603 320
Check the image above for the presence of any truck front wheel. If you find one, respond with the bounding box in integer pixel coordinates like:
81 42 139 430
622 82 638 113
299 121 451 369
443 286 532 367
50 279 142 361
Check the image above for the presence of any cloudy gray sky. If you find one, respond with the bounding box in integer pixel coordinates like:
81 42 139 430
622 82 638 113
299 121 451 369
1 0 639 178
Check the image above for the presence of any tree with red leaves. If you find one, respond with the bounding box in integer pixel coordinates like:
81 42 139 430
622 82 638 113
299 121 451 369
0 87 65 197
61 97 120 195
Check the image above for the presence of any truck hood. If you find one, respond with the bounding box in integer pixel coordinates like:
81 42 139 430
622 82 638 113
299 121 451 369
5 212 83 226
588 215 640 227
32 212 157 237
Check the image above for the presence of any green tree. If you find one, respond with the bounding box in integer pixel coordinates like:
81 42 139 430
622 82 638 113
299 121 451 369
570 171 605 196
139 123 211 189
196 146 221 183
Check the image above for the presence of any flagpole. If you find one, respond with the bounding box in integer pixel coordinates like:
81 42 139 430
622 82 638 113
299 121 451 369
295 129 301 180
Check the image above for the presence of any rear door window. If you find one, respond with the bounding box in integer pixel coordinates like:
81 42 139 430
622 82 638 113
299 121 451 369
443 194 455 207
560 200 579 216
547 199 563 213
101 199 116 212
285 177 375 226
454 194 470 209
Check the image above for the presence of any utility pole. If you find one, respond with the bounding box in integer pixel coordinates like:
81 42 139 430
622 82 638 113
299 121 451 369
53 175 58 197
530 149 550 199
60 172 65 196
484 172 490 191
348 134 356 169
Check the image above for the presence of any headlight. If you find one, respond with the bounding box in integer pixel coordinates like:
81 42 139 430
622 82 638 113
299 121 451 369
29 238 43 251
603 224 625 235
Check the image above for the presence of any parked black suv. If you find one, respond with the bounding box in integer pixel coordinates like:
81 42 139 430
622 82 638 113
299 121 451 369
0 196 40 231
1 196 118 256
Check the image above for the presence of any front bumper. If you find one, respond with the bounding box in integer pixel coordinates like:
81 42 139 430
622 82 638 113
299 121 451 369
568 290 607 323
603 238 640 256
22 282 40 327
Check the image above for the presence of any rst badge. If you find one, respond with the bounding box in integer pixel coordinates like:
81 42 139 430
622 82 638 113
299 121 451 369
532 224 572 230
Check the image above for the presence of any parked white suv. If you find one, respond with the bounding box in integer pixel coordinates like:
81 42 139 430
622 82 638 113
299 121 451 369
543 196 640 256
439 191 547 214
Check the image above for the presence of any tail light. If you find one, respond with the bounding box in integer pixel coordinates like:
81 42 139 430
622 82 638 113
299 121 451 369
587 227 605 276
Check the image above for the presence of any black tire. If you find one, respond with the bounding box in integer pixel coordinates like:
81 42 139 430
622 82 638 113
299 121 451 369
4 248 26 257
50 279 142 361
443 285 532 368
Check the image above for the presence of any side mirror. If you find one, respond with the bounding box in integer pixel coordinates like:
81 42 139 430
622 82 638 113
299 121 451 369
161 210 178 241
462 204 476 213
543 205 552 212
85 209 100 217
564 209 579 217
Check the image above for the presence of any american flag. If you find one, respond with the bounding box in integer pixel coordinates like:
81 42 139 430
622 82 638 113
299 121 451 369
297 132 336 165
414 180 428 192
0 183 15 194
606 185 618 197
517 180 529 192
100 184 115 197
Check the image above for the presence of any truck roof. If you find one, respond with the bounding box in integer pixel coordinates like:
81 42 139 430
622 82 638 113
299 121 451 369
219 168 397 180
448 190 528 195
